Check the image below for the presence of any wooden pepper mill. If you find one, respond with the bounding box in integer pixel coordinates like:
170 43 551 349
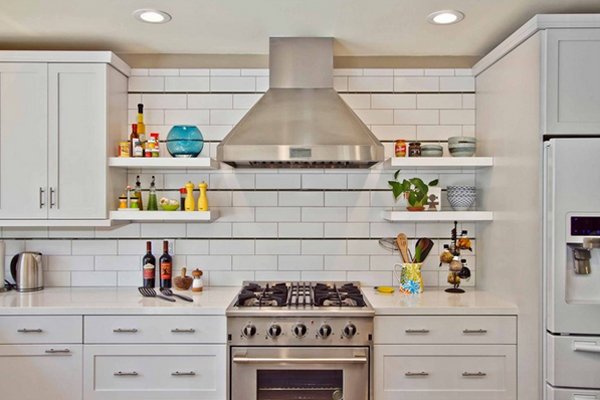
192 269 204 292
173 267 193 291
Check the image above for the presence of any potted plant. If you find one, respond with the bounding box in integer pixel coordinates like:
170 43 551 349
388 170 439 211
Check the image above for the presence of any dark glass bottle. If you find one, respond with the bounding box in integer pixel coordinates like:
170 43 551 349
159 240 172 289
142 241 156 288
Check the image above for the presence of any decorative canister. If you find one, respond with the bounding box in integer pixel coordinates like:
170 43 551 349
166 125 204 158
393 263 424 294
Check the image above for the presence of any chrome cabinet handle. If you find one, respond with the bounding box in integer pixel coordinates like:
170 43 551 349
171 328 196 333
39 187 45 208
113 328 138 333
171 371 196 376
114 371 138 376
45 349 70 354
462 371 487 377
50 187 56 208
18 328 43 333
463 329 488 334
573 342 600 353
405 371 429 377
405 329 430 334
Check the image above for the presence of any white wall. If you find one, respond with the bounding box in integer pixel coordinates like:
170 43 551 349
2 68 478 288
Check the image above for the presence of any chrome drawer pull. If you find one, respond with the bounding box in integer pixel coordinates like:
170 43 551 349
171 328 196 333
113 328 138 333
405 329 430 334
18 328 43 333
463 329 488 334
114 371 138 376
171 371 196 376
462 371 487 377
405 371 429 377
45 349 70 354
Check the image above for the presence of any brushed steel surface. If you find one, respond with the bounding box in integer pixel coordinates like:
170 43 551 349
217 38 384 168
10 252 43 292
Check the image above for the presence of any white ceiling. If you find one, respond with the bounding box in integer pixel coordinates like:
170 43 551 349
1 0 600 57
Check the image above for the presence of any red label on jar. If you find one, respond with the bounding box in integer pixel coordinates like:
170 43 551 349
395 140 407 157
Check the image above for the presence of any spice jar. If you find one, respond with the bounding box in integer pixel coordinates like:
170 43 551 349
394 140 407 157
408 142 421 157
192 269 204 292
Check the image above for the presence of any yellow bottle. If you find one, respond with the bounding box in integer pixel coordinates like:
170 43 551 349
184 181 195 211
197 181 209 211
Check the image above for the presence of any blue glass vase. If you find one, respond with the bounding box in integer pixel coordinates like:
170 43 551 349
166 125 204 158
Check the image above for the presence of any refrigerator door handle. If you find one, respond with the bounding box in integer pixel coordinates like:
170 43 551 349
573 342 600 353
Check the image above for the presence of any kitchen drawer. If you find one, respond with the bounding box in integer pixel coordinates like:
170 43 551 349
374 345 516 400
84 315 226 344
374 315 516 344
547 333 600 389
0 315 82 344
83 344 226 400
546 384 600 400
0 345 82 400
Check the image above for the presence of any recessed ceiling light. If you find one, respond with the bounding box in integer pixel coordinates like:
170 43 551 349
427 10 464 25
133 9 172 24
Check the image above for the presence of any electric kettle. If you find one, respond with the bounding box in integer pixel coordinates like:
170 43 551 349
10 252 43 292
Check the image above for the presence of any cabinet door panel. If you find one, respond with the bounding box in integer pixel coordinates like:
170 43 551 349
0 63 48 218
0 345 82 400
48 63 107 219
545 29 600 135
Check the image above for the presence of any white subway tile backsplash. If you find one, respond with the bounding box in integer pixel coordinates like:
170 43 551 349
31 66 479 288
255 208 300 222
255 240 301 255
348 76 394 92
302 240 346 255
232 223 279 237
165 77 210 92
47 256 94 271
26 240 70 255
211 77 255 92
188 94 232 109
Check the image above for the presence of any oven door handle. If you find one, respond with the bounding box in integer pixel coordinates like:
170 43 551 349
232 356 368 364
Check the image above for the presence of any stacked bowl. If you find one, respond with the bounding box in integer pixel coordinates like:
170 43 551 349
448 136 476 157
447 186 476 211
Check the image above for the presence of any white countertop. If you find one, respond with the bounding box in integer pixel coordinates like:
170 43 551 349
0 287 239 315
0 286 517 316
363 287 518 315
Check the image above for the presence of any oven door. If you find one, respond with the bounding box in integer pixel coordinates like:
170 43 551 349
230 346 370 400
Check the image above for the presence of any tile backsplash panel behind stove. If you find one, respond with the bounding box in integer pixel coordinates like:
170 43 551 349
1 68 477 288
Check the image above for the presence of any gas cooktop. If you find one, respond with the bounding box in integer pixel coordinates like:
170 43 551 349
226 281 374 317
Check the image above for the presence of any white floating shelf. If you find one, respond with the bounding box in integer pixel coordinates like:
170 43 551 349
109 210 218 222
388 157 493 169
108 157 219 170
0 219 118 227
383 210 493 222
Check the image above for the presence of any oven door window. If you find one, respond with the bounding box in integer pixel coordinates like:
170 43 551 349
257 369 343 400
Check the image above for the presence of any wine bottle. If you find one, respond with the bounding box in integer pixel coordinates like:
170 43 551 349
129 124 142 157
142 241 156 288
159 240 172 289
137 103 146 156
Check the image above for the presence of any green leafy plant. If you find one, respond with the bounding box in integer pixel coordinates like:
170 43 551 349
388 170 439 209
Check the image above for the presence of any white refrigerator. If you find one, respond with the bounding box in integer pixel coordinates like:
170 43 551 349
545 138 600 399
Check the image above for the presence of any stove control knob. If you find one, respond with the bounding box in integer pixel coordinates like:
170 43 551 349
292 324 307 338
267 324 282 338
242 324 257 338
318 324 332 338
343 323 357 338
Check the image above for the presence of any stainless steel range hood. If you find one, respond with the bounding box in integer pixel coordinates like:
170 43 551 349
216 37 384 168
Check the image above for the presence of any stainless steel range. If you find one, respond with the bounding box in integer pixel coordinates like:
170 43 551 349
227 281 374 400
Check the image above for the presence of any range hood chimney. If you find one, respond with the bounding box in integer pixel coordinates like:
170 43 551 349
216 37 384 168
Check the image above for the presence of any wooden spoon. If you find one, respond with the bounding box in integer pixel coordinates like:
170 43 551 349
396 233 410 263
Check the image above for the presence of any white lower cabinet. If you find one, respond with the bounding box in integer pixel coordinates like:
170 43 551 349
546 384 600 400
83 344 226 400
0 344 82 400
374 345 516 400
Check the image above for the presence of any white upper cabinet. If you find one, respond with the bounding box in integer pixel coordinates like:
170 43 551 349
0 63 48 219
0 54 128 223
544 29 600 135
